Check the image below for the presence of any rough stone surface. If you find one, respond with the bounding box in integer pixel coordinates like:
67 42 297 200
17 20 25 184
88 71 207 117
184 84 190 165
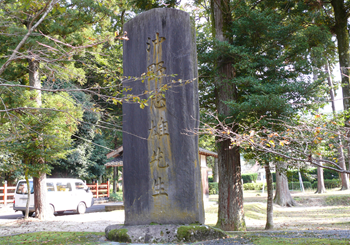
105 205 124 212
122 8 204 225
105 224 227 243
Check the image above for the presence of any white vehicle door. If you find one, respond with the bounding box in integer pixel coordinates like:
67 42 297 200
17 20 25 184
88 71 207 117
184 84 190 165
46 181 56 209
14 181 34 209
54 181 74 211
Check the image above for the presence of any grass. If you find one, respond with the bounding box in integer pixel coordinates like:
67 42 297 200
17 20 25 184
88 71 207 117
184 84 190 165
205 189 350 231
0 232 105 244
250 237 349 245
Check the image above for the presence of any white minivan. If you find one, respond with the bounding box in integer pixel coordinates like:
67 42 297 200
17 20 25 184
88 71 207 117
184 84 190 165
13 178 94 216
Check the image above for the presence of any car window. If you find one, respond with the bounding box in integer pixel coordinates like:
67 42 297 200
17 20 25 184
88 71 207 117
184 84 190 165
75 182 85 190
47 182 55 192
16 181 34 194
56 182 72 192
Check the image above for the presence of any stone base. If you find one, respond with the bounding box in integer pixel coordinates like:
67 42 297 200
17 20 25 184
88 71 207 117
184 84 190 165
105 204 124 212
105 224 227 243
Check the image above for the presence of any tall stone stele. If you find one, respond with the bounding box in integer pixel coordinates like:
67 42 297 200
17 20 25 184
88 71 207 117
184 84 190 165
122 8 204 225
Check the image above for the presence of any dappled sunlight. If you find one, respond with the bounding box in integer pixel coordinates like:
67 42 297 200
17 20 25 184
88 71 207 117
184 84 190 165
205 190 350 231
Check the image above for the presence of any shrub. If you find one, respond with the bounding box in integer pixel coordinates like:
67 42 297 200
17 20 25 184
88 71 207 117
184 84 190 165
243 182 274 191
242 173 258 183
208 177 213 183
323 169 340 180
109 192 123 202
286 170 315 183
243 183 255 190
254 183 264 191
288 181 312 190
312 179 341 189
209 182 218 195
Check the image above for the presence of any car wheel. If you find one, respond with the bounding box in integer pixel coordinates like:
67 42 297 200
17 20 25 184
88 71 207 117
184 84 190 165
77 202 86 214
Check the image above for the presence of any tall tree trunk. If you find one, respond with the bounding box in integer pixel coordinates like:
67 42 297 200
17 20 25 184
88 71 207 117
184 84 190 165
116 167 119 192
212 0 245 231
274 163 297 207
265 163 273 230
348 146 350 180
24 168 30 219
331 0 350 112
113 167 116 194
326 61 349 190
28 58 41 104
28 57 49 219
217 142 245 231
33 173 50 219
213 158 219 182
316 157 326 194
338 147 350 190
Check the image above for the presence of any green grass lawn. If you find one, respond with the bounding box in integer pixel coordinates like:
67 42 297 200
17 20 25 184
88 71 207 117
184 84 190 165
0 232 105 245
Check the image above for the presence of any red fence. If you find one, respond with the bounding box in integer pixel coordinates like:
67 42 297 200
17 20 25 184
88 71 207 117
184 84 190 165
0 182 16 205
86 181 110 198
0 181 110 205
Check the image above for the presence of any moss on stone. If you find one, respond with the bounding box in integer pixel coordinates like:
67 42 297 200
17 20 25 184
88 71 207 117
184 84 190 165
107 228 131 243
176 225 226 242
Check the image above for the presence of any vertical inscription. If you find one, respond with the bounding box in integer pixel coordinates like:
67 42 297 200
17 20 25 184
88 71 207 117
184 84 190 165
146 33 171 199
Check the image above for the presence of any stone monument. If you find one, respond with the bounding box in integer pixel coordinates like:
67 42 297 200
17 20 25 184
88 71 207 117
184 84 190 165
122 8 204 226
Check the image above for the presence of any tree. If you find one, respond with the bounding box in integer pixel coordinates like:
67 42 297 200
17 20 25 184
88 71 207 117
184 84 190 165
329 0 350 112
274 162 297 207
207 0 246 231
264 161 274 230
196 0 334 230
300 0 350 189
0 151 22 185
0 88 83 219
0 0 126 219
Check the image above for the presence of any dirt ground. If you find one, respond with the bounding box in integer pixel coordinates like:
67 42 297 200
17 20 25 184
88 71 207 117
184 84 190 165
0 204 124 237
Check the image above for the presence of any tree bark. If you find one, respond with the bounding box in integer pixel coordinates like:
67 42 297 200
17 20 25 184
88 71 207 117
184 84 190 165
212 0 246 231
338 146 350 190
348 146 350 180
33 173 51 220
28 57 49 219
24 168 30 219
116 167 119 192
213 158 219 182
316 158 326 194
113 166 116 194
265 163 273 230
274 163 297 207
331 0 350 112
217 142 245 231
28 59 41 104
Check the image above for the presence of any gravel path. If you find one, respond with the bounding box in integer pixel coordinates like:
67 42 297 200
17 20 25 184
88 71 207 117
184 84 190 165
0 202 124 237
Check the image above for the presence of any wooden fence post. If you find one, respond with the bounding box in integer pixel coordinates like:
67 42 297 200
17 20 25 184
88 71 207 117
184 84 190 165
107 180 110 197
95 182 99 199
4 181 7 206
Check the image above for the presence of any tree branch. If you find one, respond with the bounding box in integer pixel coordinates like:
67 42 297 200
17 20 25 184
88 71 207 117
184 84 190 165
0 0 58 76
